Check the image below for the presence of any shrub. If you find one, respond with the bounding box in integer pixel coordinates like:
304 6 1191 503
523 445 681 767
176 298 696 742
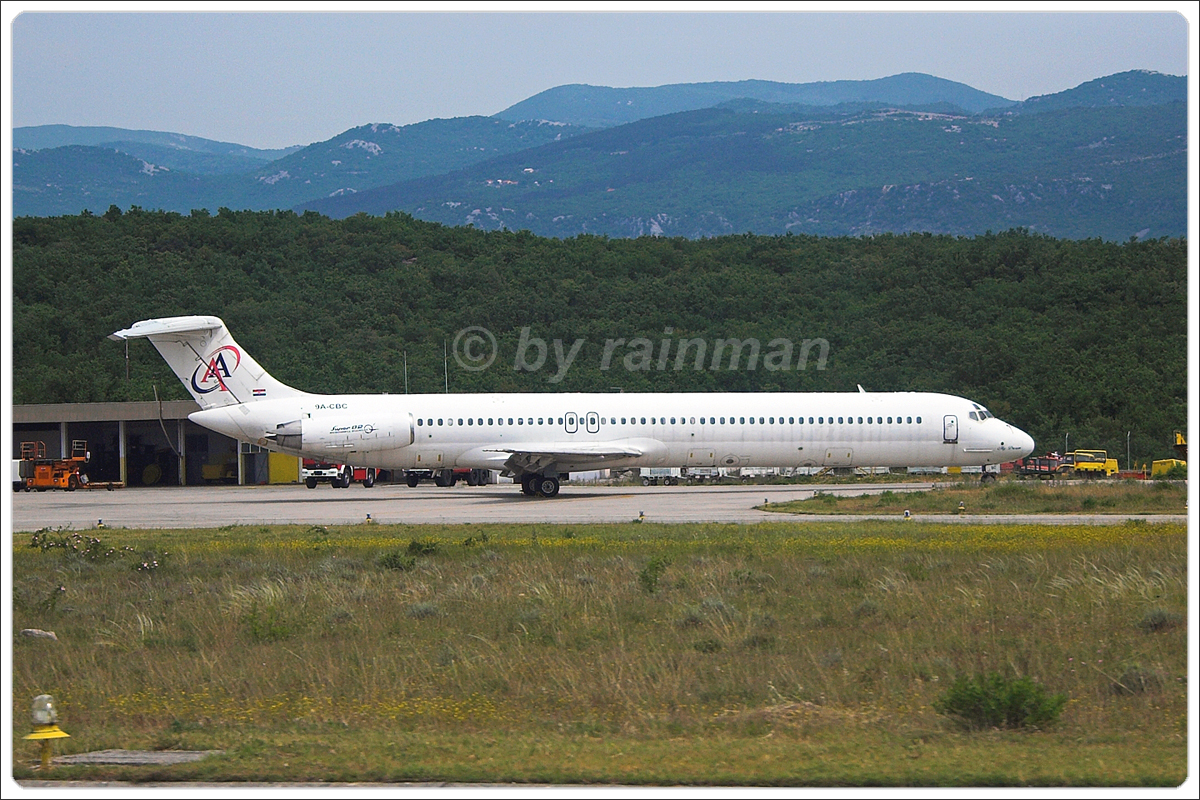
1137 608 1183 633
638 556 671 594
934 672 1067 730
406 602 440 619
406 539 439 557
1111 664 1163 695
379 551 416 571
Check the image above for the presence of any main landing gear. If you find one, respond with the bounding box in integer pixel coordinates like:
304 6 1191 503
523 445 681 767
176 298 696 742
520 473 560 498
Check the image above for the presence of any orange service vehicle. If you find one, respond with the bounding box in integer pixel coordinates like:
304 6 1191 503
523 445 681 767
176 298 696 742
15 440 90 492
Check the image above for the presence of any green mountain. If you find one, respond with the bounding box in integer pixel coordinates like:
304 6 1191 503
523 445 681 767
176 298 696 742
13 71 1186 242
13 117 591 218
303 102 1186 241
992 70 1186 115
13 124 300 173
494 73 1015 128
226 118 592 210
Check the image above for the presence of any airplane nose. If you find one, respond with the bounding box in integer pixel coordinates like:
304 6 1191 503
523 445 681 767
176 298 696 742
1014 427 1035 458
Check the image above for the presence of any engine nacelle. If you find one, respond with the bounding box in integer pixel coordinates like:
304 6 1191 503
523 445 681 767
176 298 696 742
267 412 414 453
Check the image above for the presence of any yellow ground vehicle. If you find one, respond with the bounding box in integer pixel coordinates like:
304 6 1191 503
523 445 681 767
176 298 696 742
1151 431 1187 477
1064 449 1119 478
15 440 90 491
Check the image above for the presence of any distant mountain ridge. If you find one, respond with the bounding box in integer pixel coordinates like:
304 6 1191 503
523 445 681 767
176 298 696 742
12 70 1187 242
13 124 301 174
996 70 1186 114
494 73 1016 128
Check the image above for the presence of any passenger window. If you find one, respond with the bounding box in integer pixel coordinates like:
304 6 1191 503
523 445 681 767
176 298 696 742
907 417 912 424
417 419 423 426
858 417 863 424
640 417 646 425
457 419 463 426
488 418 493 425
621 417 626 424
887 417 893 424
917 417 922 424
838 417 843 424
517 418 523 425
818 417 823 424
467 418 473 426
438 419 444 426
789 417 795 424
720 417 726 424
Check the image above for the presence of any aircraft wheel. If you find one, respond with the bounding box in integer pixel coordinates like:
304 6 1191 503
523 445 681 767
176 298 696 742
521 475 538 496
537 475 560 498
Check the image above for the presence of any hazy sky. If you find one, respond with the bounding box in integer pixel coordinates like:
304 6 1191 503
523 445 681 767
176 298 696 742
4 5 1196 150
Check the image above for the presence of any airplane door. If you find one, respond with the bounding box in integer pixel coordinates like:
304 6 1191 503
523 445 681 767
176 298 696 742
565 412 579 434
943 415 959 443
585 412 599 434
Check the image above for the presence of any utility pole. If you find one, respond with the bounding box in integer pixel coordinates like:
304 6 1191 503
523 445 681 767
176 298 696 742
1065 433 1069 455
1127 431 1131 473
404 351 409 394
443 341 449 393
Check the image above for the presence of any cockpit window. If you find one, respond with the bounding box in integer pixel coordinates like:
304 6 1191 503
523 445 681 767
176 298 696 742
969 412 979 421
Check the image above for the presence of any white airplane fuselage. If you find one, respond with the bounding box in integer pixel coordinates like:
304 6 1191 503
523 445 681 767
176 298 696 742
192 391 1033 473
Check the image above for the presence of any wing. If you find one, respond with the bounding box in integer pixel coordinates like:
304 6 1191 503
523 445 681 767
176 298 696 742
480 440 656 477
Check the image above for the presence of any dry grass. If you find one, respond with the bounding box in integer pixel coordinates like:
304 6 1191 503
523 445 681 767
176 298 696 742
11 521 1188 785
765 479 1187 515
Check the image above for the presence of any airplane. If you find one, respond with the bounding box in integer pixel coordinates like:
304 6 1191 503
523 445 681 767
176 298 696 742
111 316 1036 497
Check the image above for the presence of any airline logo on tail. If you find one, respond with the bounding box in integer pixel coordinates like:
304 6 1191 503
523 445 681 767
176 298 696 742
191 345 241 394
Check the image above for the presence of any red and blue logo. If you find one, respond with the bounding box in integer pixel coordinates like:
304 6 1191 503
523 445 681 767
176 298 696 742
191 345 241 394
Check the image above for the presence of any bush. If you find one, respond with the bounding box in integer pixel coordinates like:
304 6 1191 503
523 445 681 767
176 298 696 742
638 556 671 594
1137 608 1183 633
406 539 439 556
379 551 416 571
934 672 1067 730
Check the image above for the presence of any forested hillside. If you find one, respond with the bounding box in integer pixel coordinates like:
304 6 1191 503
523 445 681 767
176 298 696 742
12 211 1186 461
305 103 1187 242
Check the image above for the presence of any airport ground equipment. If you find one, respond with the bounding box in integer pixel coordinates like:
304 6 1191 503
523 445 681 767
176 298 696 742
1015 454 1066 479
1063 449 1119 478
15 440 90 491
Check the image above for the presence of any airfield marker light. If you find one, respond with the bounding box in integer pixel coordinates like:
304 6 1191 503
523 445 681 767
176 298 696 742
25 695 70 770
97 519 106 529
903 510 911 520
366 513 375 524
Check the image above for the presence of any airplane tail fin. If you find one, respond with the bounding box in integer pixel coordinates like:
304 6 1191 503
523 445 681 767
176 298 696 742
110 316 305 409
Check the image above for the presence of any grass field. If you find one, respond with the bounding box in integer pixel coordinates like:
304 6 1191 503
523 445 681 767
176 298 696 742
763 479 1188 516
11 520 1188 786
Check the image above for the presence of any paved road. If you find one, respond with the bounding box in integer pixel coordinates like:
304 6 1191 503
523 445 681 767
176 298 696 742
8 482 1187 530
